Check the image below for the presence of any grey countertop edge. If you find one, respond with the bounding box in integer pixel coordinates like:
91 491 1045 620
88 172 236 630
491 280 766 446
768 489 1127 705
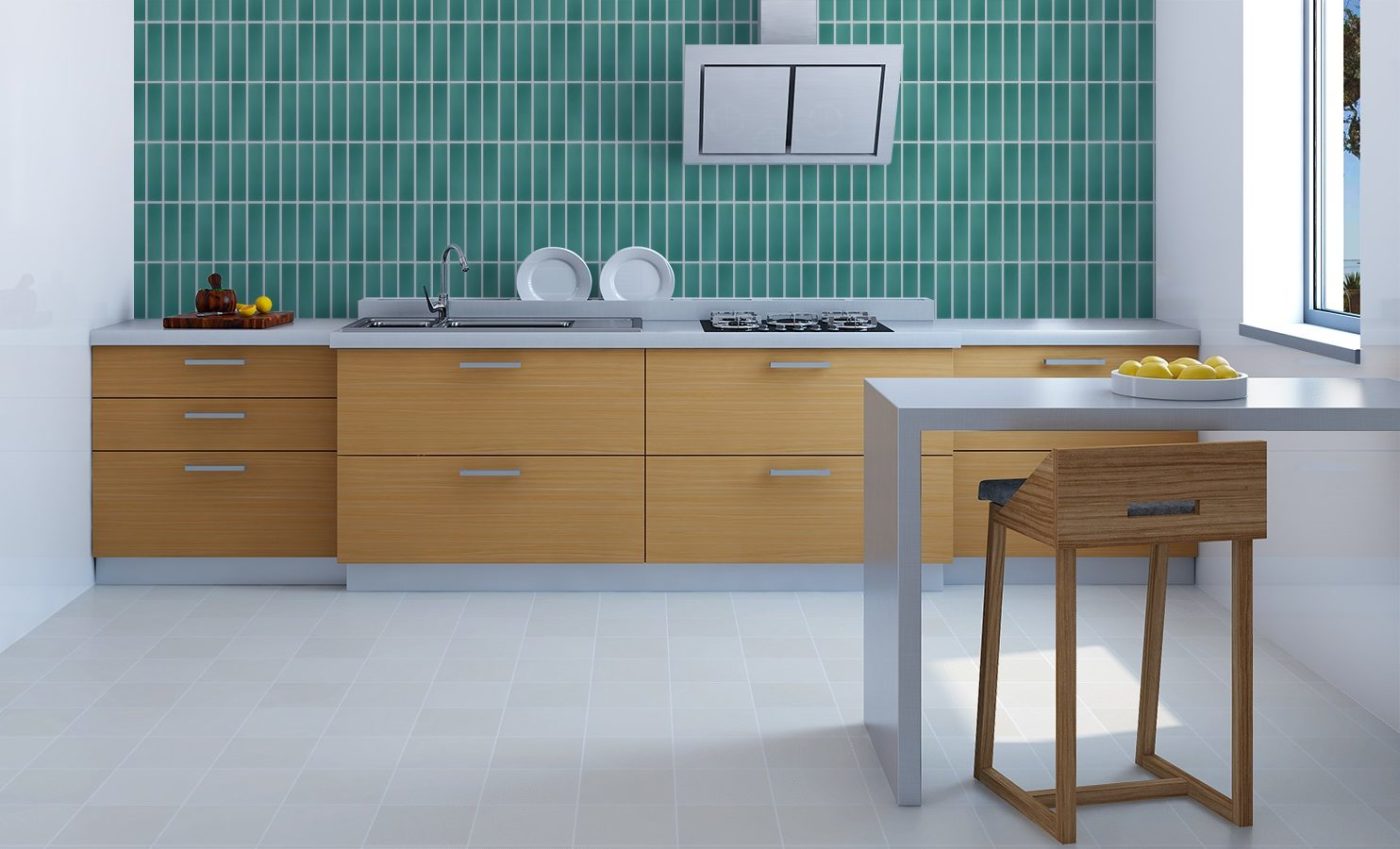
90 318 1201 348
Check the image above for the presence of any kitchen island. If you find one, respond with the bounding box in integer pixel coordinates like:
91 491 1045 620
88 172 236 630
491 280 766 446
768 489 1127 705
861 376 1400 805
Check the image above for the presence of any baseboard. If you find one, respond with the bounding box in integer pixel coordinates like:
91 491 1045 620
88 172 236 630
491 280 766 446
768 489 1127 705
944 556 1196 585
347 563 948 592
96 557 345 585
94 556 1196 591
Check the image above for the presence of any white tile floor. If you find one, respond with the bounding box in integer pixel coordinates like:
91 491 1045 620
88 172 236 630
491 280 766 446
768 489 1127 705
0 584 1396 848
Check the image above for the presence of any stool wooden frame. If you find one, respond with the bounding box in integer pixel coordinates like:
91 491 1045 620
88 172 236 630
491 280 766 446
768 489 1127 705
974 441 1267 844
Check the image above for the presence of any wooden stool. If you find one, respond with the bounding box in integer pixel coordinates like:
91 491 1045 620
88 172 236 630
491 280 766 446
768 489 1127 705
973 441 1267 844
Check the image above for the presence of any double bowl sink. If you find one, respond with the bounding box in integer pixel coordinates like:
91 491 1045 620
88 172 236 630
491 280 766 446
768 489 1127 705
344 316 643 332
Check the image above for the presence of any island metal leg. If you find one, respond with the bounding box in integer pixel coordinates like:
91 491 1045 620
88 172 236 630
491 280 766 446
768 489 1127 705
863 385 924 806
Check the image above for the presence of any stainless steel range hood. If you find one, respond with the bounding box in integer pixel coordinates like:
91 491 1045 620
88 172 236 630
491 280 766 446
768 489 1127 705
682 0 903 165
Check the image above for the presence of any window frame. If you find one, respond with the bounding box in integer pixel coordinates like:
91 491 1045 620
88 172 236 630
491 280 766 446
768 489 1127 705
1303 0 1360 334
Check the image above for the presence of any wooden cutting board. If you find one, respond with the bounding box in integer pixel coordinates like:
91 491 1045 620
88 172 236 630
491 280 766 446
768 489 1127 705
163 311 295 329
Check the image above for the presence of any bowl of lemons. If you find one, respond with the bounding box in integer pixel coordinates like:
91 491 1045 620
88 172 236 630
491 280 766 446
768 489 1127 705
1109 355 1247 401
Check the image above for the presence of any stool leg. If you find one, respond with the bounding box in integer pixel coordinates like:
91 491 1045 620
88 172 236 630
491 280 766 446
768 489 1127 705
1232 539 1254 827
1055 546 1078 844
974 507 1008 777
1136 544 1169 764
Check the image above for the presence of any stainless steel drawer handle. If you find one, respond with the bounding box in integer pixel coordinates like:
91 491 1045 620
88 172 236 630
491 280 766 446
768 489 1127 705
184 464 246 473
183 412 247 420
459 469 522 477
183 358 247 366
1043 358 1107 367
770 469 832 477
460 362 522 369
769 361 831 369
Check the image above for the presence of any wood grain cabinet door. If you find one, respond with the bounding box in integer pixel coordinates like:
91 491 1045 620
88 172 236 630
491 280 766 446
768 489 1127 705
338 350 644 455
92 452 336 557
93 399 336 451
646 349 954 455
92 347 335 398
646 455 952 564
337 456 644 563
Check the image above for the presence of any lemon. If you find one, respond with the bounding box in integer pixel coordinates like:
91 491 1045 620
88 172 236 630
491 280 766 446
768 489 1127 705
1179 364 1219 380
1141 355 1169 366
1137 362 1174 379
1171 357 1201 367
254 296 273 314
1167 362 1190 377
1204 355 1230 368
1118 360 1142 376
237 305 258 318
1214 364 1240 379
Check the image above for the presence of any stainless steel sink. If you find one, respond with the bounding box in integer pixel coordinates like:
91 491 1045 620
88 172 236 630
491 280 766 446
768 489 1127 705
344 316 643 332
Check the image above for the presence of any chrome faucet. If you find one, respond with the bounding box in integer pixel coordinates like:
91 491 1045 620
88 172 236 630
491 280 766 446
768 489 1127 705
424 243 470 325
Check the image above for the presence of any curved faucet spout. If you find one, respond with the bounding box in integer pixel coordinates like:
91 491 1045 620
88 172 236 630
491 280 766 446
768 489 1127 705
429 243 471 325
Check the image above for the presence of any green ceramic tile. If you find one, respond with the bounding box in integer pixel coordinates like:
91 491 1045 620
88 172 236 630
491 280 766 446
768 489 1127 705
133 1 1152 318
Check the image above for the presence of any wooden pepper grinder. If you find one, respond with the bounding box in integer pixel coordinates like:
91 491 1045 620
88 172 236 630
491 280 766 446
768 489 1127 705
194 273 238 315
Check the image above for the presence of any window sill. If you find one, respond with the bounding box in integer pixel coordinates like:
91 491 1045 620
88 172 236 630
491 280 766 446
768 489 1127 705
1238 322 1361 364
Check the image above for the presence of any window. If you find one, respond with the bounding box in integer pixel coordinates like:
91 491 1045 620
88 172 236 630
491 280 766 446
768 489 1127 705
1305 0 1361 332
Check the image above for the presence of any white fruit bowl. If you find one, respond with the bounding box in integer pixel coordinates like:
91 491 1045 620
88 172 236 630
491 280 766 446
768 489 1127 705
1110 370 1249 401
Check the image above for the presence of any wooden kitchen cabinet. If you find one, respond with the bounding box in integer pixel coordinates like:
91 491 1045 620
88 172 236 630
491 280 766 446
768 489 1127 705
338 349 644 455
646 455 952 564
337 456 644 563
93 451 336 557
93 346 335 398
646 349 954 455
91 345 337 560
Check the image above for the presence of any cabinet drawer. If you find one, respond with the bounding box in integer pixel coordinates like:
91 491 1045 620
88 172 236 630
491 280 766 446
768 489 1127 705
93 347 336 398
646 349 953 455
92 452 336 557
954 345 1199 378
954 431 1197 451
645 456 952 564
93 399 336 451
337 456 644 563
338 350 644 455
953 451 1196 558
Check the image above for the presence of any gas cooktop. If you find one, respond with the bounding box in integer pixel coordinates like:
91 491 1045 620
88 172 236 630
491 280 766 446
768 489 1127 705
701 311 893 333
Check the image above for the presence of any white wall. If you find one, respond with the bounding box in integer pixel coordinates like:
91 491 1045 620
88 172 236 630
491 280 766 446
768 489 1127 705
1158 0 1400 730
0 0 134 648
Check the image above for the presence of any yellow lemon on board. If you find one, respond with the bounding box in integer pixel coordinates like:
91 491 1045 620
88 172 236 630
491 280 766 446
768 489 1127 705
1204 355 1230 368
1137 362 1174 379
1180 364 1219 380
254 296 273 314
1118 360 1142 376
237 304 258 318
1167 362 1190 377
1141 355 1169 366
1214 365 1241 379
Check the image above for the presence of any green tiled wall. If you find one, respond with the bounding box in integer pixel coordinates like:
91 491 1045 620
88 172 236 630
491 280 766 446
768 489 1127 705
133 0 1155 319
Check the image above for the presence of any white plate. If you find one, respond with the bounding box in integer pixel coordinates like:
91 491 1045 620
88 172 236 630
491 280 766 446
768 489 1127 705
516 247 592 301
599 247 675 301
1110 370 1249 401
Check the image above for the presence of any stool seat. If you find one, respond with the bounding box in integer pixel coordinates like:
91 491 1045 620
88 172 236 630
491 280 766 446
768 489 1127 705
977 478 1200 516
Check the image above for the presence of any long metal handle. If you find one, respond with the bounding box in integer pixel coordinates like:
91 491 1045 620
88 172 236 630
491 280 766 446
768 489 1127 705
1043 358 1107 367
459 469 522 477
769 361 831 369
769 468 832 477
184 412 247 420
183 358 246 367
460 362 522 369
184 464 246 473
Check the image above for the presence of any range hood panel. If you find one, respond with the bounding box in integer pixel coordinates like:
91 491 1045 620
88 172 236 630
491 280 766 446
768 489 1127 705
683 44 904 166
